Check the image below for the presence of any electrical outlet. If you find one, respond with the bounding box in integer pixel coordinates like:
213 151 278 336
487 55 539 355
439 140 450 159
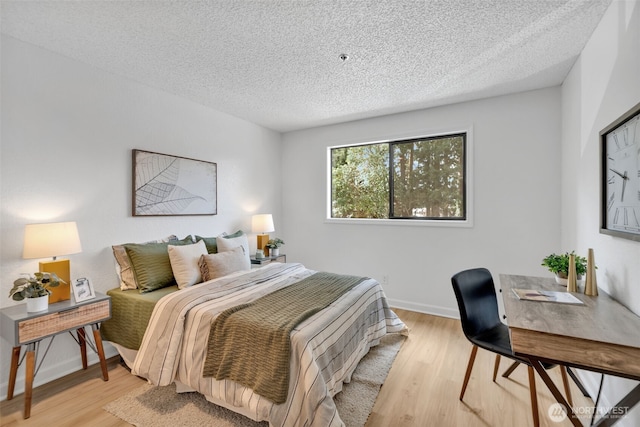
382 275 389 286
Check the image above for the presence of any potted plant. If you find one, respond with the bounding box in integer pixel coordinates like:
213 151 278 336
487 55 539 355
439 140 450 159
9 272 64 312
541 252 589 285
265 238 284 257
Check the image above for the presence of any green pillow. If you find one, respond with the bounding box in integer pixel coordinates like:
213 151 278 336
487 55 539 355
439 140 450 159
194 231 244 254
195 235 218 254
125 238 191 293
225 230 244 239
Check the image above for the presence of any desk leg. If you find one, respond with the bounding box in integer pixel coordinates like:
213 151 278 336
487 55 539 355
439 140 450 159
528 358 582 427
77 327 88 370
592 384 640 427
91 324 109 381
567 367 590 397
7 346 21 400
23 344 36 419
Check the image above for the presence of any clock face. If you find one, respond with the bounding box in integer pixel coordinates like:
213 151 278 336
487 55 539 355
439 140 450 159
602 106 640 239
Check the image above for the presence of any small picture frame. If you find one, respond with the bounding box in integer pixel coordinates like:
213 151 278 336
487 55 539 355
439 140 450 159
73 277 95 302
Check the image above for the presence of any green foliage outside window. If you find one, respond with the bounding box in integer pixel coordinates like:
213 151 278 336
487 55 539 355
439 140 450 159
331 144 389 218
331 133 466 220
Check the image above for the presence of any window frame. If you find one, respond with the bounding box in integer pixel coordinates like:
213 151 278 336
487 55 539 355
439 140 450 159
326 128 473 228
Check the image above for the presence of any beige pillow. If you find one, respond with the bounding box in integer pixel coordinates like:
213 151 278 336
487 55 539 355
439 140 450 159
113 245 137 290
199 246 249 281
216 231 250 270
168 240 208 289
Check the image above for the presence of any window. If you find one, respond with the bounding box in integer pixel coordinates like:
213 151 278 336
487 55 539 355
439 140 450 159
330 132 467 221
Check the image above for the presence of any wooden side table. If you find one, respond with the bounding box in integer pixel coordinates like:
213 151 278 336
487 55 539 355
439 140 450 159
0 293 111 419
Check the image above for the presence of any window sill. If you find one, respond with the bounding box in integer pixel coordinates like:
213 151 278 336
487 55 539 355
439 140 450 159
324 218 473 228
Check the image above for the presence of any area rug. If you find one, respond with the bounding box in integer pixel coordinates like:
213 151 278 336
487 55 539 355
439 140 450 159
104 334 404 427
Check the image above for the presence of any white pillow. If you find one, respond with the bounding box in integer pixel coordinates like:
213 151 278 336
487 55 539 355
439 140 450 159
199 246 249 281
168 239 208 289
216 232 250 270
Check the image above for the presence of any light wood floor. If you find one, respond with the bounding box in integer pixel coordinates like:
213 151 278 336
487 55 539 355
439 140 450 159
0 309 594 427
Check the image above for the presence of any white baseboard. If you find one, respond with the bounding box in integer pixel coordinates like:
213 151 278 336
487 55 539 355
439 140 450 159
387 298 459 319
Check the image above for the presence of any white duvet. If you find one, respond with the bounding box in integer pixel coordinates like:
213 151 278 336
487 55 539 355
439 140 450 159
132 263 407 427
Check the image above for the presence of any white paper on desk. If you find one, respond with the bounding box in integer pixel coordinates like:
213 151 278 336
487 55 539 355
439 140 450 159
512 288 584 304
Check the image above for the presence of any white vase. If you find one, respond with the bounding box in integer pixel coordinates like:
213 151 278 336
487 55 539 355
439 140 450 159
26 295 49 313
270 248 279 257
555 273 583 287
555 274 568 286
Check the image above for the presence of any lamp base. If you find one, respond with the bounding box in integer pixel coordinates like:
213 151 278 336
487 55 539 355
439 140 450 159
256 234 270 254
39 259 71 303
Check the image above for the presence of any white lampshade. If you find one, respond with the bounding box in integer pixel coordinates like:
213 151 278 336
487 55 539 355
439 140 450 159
251 214 275 233
23 221 83 260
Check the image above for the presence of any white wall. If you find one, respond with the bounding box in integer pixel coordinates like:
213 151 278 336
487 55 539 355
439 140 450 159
0 35 282 397
561 1 640 425
282 87 563 317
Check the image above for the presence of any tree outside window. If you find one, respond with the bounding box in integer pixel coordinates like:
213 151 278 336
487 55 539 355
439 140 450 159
331 133 466 220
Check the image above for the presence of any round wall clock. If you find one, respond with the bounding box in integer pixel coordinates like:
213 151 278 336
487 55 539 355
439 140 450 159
601 102 640 241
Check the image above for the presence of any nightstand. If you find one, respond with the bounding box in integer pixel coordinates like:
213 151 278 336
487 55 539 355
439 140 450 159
0 293 111 419
250 253 286 267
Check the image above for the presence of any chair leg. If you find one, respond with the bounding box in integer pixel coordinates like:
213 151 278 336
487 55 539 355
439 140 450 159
560 366 573 407
493 354 501 382
502 361 520 378
527 366 540 427
460 345 478 400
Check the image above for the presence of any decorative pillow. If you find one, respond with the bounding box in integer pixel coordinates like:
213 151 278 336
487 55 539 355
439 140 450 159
168 240 208 289
224 229 244 239
112 235 178 290
216 230 250 270
125 238 192 293
199 246 249 281
194 235 218 254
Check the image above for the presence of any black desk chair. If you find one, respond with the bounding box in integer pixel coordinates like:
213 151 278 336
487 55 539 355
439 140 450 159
451 268 572 427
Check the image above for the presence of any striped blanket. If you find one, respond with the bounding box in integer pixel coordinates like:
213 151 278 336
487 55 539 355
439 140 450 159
132 263 407 427
203 272 366 403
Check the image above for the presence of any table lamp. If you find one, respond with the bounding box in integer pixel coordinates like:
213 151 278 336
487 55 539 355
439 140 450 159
23 221 82 303
251 214 275 255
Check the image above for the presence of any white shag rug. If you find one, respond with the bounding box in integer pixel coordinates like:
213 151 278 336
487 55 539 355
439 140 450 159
104 334 405 427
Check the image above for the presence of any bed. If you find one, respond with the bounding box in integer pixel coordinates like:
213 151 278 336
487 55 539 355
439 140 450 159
101 240 407 427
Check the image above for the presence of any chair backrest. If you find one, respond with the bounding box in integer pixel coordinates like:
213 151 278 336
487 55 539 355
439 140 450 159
451 268 501 340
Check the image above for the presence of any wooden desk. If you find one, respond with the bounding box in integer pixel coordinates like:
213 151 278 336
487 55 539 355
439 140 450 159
500 274 640 427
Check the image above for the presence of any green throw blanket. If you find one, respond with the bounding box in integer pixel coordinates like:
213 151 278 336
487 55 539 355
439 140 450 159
202 271 366 403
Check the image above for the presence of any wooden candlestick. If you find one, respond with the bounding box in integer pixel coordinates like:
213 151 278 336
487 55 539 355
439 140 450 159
584 248 598 296
566 253 578 293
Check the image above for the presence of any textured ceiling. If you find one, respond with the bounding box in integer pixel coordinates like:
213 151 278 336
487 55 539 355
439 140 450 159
1 0 612 132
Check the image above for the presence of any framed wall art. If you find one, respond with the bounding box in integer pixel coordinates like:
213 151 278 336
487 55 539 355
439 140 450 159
133 149 217 216
600 102 640 241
